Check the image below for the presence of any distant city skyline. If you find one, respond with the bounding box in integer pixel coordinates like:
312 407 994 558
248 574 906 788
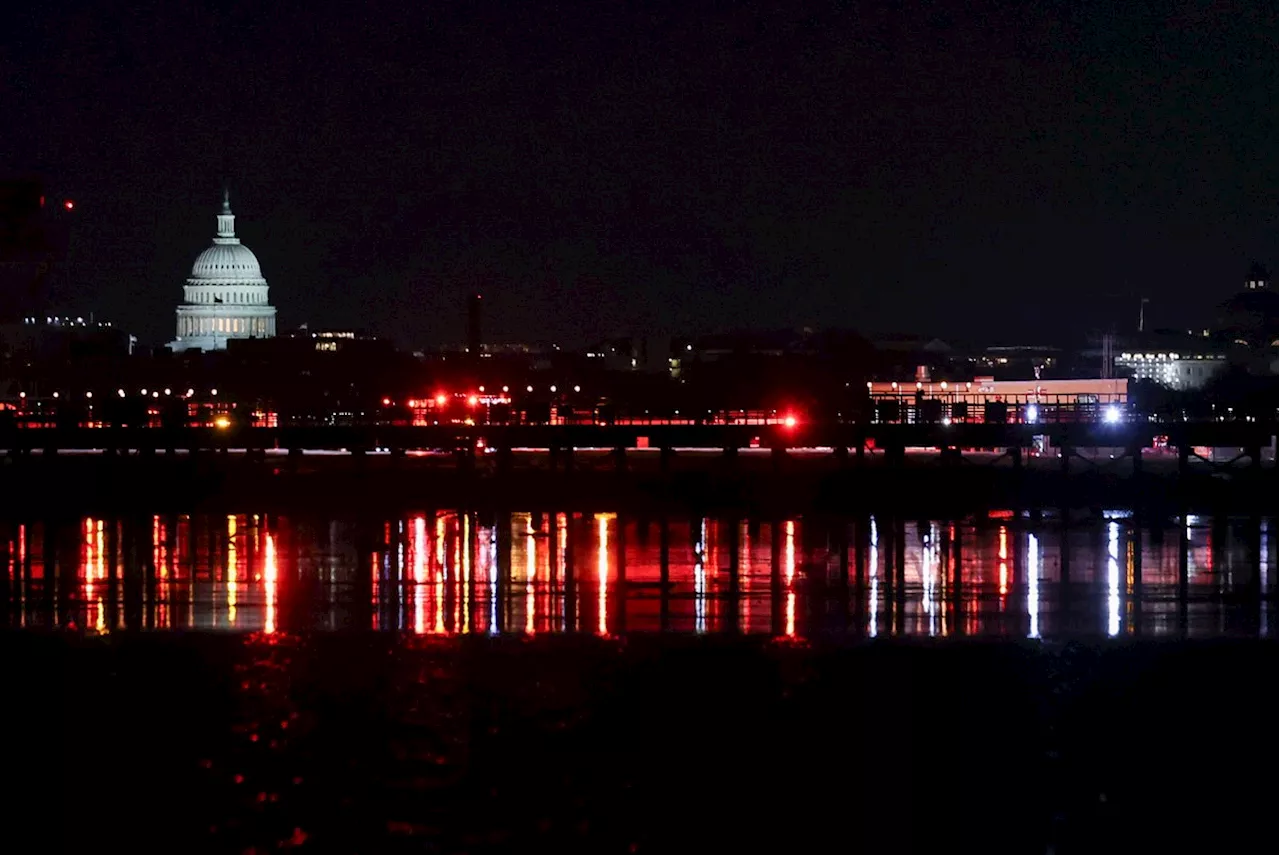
8 2 1275 348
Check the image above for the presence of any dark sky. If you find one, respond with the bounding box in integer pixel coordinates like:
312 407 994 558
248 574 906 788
4 0 1276 348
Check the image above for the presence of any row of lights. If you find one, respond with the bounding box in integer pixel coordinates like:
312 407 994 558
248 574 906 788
874 381 973 391
17 388 217 400
391 385 587 408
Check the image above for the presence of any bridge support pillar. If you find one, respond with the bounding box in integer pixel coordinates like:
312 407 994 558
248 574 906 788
727 516 740 632
949 522 963 636
1177 513 1189 635
613 445 627 474
659 446 673 475
495 511 512 634
563 514 576 632
837 520 849 588
0 526 9 623
1247 445 1263 478
659 516 670 631
771 445 786 474
1177 444 1190 480
1131 521 1143 635
770 519 783 635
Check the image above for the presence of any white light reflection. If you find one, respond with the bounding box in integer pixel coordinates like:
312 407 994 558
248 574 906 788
397 519 406 632
488 528 499 636
1261 521 1269 638
1107 522 1120 637
694 520 707 634
869 517 879 638
921 524 941 637
1027 533 1040 639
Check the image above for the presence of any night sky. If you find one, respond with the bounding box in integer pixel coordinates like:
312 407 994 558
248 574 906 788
5 0 1275 348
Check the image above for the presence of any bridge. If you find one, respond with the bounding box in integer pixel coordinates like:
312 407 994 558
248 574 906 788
2 419 1274 470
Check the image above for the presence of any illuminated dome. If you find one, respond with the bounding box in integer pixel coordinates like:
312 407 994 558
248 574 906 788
169 191 277 352
189 243 264 282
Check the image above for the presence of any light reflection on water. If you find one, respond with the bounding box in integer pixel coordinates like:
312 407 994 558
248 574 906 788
1 511 1274 639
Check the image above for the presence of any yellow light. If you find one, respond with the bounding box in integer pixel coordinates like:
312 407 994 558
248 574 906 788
214 416 231 429
264 533 277 635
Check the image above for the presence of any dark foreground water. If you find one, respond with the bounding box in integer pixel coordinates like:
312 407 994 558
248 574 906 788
1 511 1276 854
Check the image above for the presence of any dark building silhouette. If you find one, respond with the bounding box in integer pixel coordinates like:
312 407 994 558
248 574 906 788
0 178 71 324
466 293 482 354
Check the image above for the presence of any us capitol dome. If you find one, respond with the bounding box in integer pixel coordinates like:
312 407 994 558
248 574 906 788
169 191 277 352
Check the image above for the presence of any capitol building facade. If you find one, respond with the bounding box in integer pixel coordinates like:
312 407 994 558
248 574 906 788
169 192 277 352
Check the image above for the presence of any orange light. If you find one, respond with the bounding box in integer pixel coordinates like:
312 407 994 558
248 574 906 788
783 414 798 428
63 200 75 211
214 416 231 429
434 393 447 407
467 395 478 407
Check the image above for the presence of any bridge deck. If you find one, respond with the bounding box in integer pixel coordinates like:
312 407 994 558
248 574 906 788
1 421 1275 452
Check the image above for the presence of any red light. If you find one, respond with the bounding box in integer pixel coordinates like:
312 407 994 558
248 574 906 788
467 395 478 407
381 397 391 406
434 394 447 407
63 200 75 211
783 414 798 428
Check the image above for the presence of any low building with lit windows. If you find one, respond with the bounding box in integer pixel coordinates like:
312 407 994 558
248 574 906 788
1114 351 1226 390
